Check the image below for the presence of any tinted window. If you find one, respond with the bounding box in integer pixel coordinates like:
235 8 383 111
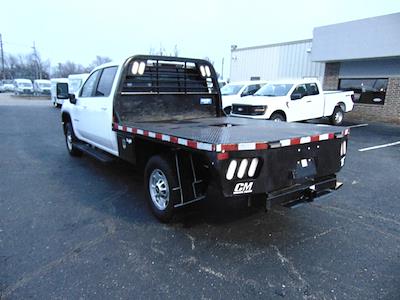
339 78 387 105
292 84 307 99
306 83 319 95
80 70 100 97
96 67 118 97
255 84 293 97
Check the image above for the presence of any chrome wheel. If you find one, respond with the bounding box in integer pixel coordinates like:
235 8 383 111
149 169 170 211
66 128 73 151
334 110 343 124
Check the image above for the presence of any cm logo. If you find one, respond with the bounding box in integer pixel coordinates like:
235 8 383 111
233 182 254 194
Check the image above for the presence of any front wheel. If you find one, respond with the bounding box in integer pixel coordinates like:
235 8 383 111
144 155 179 222
330 107 344 125
65 122 82 157
269 113 285 122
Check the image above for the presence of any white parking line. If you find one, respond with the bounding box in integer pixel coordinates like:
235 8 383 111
348 123 368 128
359 141 400 152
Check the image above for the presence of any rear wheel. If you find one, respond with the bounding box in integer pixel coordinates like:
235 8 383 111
330 107 344 125
270 112 285 122
65 122 82 157
144 155 179 222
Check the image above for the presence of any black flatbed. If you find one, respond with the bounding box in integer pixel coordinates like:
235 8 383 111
119 117 346 145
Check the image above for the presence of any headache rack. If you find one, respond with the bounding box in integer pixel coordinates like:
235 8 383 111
120 55 219 95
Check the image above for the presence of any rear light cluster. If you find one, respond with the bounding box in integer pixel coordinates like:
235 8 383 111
226 158 260 180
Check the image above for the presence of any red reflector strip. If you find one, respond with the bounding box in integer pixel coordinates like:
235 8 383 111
170 136 178 143
221 144 239 151
156 133 162 140
311 135 320 142
290 137 301 145
187 140 197 149
328 133 335 139
256 143 268 150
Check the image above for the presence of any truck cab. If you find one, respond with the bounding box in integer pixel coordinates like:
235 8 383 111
231 80 354 125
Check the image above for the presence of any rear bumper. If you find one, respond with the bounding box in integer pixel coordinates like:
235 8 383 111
265 175 340 207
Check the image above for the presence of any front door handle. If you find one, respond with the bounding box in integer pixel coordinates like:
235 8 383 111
101 107 107 111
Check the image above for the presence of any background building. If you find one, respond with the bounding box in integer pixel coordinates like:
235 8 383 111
230 13 400 124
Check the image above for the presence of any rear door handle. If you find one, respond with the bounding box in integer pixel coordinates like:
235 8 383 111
306 100 312 103
101 107 107 111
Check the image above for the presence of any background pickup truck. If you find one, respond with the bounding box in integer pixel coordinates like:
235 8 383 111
60 55 350 222
231 80 354 125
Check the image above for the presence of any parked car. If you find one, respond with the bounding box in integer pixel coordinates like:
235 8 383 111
60 55 350 222
2 80 15 92
231 79 354 125
51 78 69 107
14 79 33 95
0 81 4 93
221 81 267 115
68 73 89 95
33 79 51 96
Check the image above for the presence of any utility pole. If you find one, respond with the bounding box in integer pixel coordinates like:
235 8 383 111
0 33 5 80
32 41 42 79
221 57 224 80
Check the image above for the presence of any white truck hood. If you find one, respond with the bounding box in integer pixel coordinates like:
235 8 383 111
232 95 287 106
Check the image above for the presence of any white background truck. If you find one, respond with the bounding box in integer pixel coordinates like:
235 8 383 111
60 55 349 222
231 80 354 125
221 81 267 115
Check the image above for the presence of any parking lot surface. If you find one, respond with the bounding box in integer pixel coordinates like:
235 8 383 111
1 93 399 299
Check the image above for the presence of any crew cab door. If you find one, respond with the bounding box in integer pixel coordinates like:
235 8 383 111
288 83 324 121
288 84 309 121
75 66 118 150
304 83 324 119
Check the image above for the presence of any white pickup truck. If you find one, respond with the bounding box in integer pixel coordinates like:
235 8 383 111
60 56 350 222
231 80 354 125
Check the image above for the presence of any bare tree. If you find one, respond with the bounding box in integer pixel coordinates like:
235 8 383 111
87 55 112 71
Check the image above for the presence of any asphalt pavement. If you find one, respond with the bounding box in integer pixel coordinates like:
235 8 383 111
0 93 399 299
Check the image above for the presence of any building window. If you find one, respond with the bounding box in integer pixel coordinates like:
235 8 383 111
338 78 388 105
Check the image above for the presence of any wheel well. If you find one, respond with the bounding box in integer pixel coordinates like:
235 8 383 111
271 110 287 121
337 102 346 111
61 113 71 133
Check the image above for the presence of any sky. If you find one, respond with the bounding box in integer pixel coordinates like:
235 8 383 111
1 0 400 78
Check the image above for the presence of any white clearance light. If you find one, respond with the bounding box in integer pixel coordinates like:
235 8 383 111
205 65 211 77
340 140 347 156
248 158 259 177
226 160 238 180
131 61 139 75
237 159 249 179
138 61 146 75
200 65 206 77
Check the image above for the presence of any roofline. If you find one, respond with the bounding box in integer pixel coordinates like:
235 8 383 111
314 12 400 31
232 39 312 52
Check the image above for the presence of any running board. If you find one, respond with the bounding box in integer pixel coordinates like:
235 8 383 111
74 143 115 163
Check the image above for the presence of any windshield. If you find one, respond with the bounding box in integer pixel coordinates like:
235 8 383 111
39 83 51 88
19 82 32 87
69 79 82 93
254 83 293 97
221 84 243 96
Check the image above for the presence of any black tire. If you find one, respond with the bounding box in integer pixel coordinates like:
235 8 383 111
64 122 82 157
330 107 344 125
223 106 232 115
144 155 179 222
270 112 285 122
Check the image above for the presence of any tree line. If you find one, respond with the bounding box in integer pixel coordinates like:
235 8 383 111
1 53 111 80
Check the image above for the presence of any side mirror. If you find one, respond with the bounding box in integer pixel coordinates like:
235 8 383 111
56 82 69 99
69 93 77 104
291 93 303 100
